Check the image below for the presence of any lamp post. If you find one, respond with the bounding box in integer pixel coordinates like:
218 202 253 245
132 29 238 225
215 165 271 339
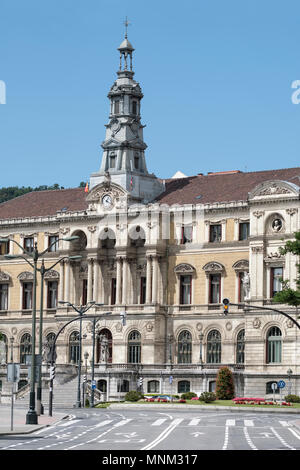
83 351 89 407
199 333 204 366
58 300 104 408
36 252 82 416
1 235 79 424
10 337 14 363
287 368 293 395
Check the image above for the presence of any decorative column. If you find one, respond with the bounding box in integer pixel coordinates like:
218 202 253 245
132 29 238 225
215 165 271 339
116 257 122 305
87 258 94 303
152 256 158 303
59 260 64 302
122 257 128 305
93 260 99 303
64 259 70 301
146 256 152 304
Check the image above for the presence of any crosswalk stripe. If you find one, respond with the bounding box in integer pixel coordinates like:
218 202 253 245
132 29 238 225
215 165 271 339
279 421 290 427
244 420 254 427
189 418 201 426
114 419 132 427
152 418 167 426
226 419 235 426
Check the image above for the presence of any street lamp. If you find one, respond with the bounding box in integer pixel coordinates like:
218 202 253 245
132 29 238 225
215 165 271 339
1 235 79 424
287 368 293 395
10 337 14 363
199 333 204 366
36 253 82 415
83 351 89 407
58 300 104 408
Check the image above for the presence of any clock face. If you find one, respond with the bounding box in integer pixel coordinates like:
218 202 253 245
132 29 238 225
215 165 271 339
102 194 113 208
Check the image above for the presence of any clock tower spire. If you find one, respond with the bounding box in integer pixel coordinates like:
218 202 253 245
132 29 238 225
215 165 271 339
90 26 164 203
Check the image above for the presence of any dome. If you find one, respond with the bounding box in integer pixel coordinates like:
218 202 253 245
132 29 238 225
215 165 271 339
118 38 134 51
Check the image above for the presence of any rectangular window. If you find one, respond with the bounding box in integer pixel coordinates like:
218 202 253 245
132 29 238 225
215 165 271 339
0 284 8 310
82 279 87 306
132 100 137 115
111 278 116 305
239 222 250 241
47 281 58 309
109 154 116 169
209 224 222 243
140 276 146 304
180 275 192 304
114 100 120 114
134 155 140 170
24 237 34 253
22 282 33 310
209 274 221 303
181 226 193 244
270 267 283 298
48 235 59 252
0 240 9 255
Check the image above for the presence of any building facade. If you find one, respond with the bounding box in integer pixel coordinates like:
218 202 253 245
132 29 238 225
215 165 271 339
0 34 300 402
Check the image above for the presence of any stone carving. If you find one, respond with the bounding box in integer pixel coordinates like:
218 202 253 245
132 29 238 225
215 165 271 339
253 318 261 329
87 226 97 233
251 246 264 253
202 262 224 273
253 211 264 218
286 208 298 216
286 319 294 328
232 260 249 271
18 271 34 281
174 263 195 274
44 269 59 280
145 322 154 332
241 272 250 300
60 227 70 235
225 322 232 331
272 218 283 232
0 271 10 282
115 322 123 333
0 341 6 365
104 171 112 189
258 184 291 196
196 322 203 331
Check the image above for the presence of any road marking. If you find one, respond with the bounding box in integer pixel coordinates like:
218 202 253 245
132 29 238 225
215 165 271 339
189 418 201 426
222 426 229 450
270 427 296 450
288 428 300 441
243 426 257 450
114 419 132 427
59 419 81 427
279 421 290 427
141 419 183 450
226 419 235 426
152 418 167 426
244 420 254 427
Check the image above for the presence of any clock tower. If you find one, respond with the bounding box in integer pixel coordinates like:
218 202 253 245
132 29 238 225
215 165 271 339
89 30 164 203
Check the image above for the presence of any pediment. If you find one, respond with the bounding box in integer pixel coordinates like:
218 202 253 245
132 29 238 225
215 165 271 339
249 180 300 200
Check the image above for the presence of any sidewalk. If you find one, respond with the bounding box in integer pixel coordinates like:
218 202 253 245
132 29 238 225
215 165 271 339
0 404 69 435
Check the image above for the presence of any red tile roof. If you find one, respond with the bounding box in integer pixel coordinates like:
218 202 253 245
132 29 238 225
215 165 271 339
156 167 300 205
0 167 299 221
0 188 88 220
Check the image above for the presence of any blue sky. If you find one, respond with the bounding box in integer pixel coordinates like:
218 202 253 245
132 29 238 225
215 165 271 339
0 0 300 188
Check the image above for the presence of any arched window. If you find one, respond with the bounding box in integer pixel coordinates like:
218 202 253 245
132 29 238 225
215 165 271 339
69 331 80 364
178 380 190 393
99 228 116 249
20 333 32 364
266 381 279 394
236 329 245 364
207 330 221 364
178 330 192 364
117 379 129 392
97 379 107 393
97 329 113 363
267 326 282 363
128 330 141 363
147 380 160 393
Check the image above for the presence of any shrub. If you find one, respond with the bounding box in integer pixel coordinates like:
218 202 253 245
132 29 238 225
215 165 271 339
181 392 197 400
125 390 143 402
199 392 216 403
216 366 235 400
284 394 300 403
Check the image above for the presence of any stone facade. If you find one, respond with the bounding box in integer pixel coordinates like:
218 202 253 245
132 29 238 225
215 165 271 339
0 34 300 402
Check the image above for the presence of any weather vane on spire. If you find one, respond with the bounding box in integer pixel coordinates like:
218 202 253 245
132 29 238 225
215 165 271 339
124 16 131 38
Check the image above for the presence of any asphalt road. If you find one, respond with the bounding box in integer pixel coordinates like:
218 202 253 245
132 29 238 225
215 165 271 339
1 408 300 452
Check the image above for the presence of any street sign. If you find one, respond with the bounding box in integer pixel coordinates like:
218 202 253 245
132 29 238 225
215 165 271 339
91 380 96 390
7 363 20 383
169 375 173 384
277 380 286 389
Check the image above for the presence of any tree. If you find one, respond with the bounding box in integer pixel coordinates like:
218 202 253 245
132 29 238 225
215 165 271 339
215 366 235 400
273 231 300 307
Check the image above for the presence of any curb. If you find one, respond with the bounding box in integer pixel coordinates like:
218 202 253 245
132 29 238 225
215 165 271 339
0 413 69 436
108 403 300 413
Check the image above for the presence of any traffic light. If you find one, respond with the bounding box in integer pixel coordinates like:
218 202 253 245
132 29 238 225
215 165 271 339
137 377 143 388
50 365 56 380
120 311 126 326
222 298 230 315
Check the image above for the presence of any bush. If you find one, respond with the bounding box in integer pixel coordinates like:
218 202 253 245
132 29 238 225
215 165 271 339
181 392 197 400
85 398 90 408
285 394 300 403
199 392 216 403
125 390 144 402
216 366 235 400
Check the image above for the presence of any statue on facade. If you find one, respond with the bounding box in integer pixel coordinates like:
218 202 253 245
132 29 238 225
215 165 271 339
242 272 251 300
